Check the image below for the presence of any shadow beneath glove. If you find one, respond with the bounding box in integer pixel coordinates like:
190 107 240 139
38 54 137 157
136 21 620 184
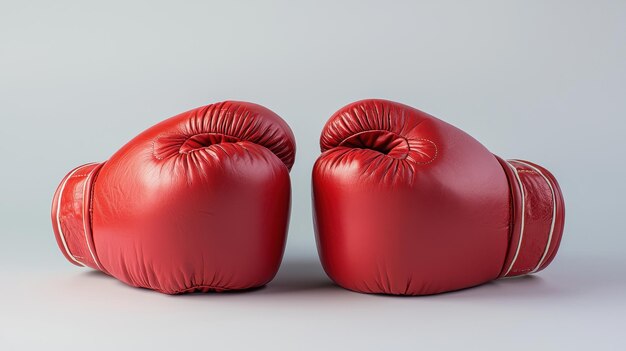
264 256 336 295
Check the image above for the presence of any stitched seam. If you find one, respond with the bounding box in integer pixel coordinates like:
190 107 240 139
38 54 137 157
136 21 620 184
503 160 526 276
492 155 520 277
152 138 164 160
409 138 438 165
86 163 109 274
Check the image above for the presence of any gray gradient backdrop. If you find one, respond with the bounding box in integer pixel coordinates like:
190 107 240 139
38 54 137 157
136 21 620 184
1 1 625 349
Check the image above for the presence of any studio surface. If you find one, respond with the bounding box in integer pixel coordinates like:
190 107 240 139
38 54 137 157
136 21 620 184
1 1 624 349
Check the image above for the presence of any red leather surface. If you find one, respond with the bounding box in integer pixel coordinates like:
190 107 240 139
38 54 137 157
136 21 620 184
313 99 564 295
52 101 295 294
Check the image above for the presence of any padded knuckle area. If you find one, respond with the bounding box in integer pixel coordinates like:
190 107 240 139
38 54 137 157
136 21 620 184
321 99 408 151
151 101 295 169
339 130 410 159
153 133 240 159
320 99 438 164
180 133 240 153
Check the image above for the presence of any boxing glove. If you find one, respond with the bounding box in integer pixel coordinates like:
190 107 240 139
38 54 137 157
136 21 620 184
52 101 295 294
313 99 564 295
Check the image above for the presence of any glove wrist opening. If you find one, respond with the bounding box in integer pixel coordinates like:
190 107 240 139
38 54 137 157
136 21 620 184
496 157 565 278
51 162 109 274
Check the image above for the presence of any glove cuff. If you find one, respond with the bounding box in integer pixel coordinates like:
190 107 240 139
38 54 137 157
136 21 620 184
51 162 109 274
496 157 565 278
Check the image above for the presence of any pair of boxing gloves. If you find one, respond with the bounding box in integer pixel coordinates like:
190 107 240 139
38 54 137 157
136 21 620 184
52 99 564 295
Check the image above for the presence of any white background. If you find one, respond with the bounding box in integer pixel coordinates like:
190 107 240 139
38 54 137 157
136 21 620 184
1 1 625 349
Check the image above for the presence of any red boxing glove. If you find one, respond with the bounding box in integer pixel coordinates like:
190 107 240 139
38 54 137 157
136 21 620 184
52 101 295 294
313 99 564 295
